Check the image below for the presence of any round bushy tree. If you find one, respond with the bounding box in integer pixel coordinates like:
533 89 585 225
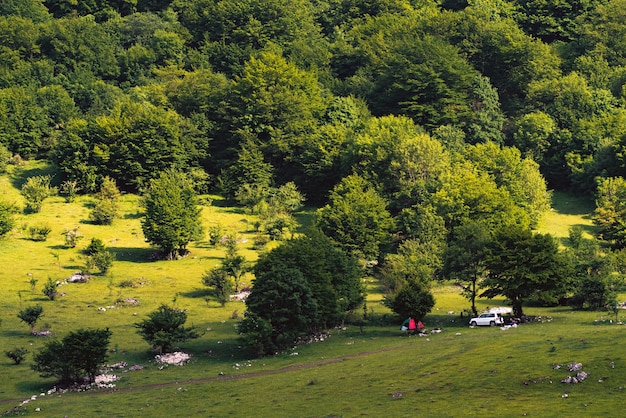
239 264 318 356
17 304 43 334
31 328 112 384
240 230 364 356
135 304 199 353
386 280 435 322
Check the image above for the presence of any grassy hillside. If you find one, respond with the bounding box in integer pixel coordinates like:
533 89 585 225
1 168 625 417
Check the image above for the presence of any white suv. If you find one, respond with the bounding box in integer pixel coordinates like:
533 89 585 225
469 312 504 327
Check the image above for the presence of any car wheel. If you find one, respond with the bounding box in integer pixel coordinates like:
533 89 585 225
490 321 495 326
470 321 477 326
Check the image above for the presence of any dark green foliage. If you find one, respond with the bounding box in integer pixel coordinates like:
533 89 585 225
0 143 10 173
316 174 393 260
443 221 492 317
202 267 234 307
513 0 601 43
173 0 325 75
0 0 50 22
84 236 113 274
0 199 15 238
228 50 326 184
85 237 106 256
593 177 626 248
141 169 204 260
86 249 114 275
385 280 435 322
28 222 51 241
571 276 616 310
17 304 43 333
241 230 364 355
5 347 28 365
31 328 112 384
481 227 568 317
52 99 192 193
135 305 199 353
42 277 57 300
207 224 224 247
240 265 318 357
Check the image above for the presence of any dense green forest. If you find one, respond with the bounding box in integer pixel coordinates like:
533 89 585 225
2 0 626 353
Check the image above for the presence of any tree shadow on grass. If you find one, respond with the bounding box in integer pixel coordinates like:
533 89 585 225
9 164 57 189
551 191 595 216
108 247 157 263
181 288 212 299
47 244 68 250
124 211 143 220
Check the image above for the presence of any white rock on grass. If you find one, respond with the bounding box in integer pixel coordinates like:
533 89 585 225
155 352 191 366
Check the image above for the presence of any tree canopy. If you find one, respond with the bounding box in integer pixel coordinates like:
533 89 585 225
481 226 568 317
240 230 363 355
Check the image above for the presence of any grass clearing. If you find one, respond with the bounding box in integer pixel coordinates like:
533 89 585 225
1 170 625 416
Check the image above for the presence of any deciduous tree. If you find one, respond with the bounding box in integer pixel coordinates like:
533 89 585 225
481 226 567 317
443 221 492 317
17 304 43 334
316 174 393 260
141 169 204 260
240 230 364 355
31 328 112 384
135 305 199 353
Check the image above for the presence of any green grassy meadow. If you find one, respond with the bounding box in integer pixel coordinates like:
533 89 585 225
1 169 625 417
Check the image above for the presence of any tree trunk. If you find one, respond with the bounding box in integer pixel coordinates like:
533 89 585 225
471 277 478 317
512 298 524 318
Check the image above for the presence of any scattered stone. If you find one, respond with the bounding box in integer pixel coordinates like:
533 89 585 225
66 272 90 283
155 352 191 366
568 363 583 372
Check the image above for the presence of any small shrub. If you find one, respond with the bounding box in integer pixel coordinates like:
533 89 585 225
90 198 119 225
252 233 269 250
0 143 10 173
42 278 58 300
5 348 28 365
135 305 199 353
90 250 114 274
59 180 81 203
17 304 43 333
31 328 112 383
207 224 223 246
85 237 106 256
9 154 24 165
202 268 234 307
21 175 56 213
28 223 52 241
0 199 16 238
63 227 83 248
118 279 136 288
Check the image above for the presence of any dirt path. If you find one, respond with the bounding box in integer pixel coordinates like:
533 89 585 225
2 344 409 406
